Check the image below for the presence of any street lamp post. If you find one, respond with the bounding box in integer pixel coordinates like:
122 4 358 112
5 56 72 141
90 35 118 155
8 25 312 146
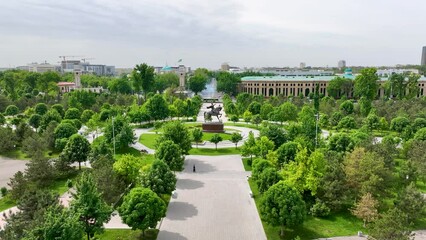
315 113 319 148
112 116 116 157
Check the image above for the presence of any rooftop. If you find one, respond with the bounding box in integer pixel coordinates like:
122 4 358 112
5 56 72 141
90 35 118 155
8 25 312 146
241 75 355 81
241 75 426 82
57 82 75 86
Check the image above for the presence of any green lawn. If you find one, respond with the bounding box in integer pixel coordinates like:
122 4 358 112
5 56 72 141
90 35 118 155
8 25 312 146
0 148 60 160
115 147 155 167
416 180 426 193
242 157 253 171
115 146 144 158
95 229 158 240
248 179 365 240
224 122 261 130
139 134 159 149
189 147 240 155
202 132 233 141
0 195 16 212
0 149 30 160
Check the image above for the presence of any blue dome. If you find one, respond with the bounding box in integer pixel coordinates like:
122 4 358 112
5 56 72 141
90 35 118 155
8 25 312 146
162 65 172 71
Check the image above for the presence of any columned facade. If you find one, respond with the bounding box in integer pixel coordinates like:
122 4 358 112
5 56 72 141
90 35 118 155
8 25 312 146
242 80 330 97
240 76 426 98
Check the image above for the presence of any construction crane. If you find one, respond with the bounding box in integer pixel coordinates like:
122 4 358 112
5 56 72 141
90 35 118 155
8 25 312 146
58 55 83 61
81 58 95 63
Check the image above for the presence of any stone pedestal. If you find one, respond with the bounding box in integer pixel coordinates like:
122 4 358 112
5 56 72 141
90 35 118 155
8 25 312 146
202 122 224 133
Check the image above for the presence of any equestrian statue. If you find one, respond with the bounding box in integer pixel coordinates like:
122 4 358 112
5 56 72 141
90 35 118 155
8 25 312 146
204 102 222 122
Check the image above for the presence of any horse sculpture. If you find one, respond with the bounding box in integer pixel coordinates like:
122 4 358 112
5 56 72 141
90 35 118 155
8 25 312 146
204 104 222 122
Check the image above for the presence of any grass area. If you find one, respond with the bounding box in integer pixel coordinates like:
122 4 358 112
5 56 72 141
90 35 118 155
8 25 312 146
189 147 240 155
248 179 365 240
242 157 253 171
0 195 16 212
0 148 30 160
0 148 60 160
95 229 158 240
417 180 426 193
224 122 261 130
116 146 144 158
139 134 160 149
202 132 232 141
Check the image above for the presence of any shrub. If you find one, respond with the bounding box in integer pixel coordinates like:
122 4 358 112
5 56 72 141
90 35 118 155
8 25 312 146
310 200 331 217
55 138 69 151
1 187 8 197
5 105 19 116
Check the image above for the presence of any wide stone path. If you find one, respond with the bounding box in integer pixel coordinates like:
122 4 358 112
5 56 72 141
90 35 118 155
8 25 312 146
0 157 28 189
157 155 266 240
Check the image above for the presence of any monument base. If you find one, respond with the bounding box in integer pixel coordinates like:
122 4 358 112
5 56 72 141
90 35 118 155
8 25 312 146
202 122 225 133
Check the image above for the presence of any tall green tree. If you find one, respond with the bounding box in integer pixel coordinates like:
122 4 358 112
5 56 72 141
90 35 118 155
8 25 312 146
298 106 317 145
241 131 256 160
113 154 145 184
155 140 185 171
154 72 179 93
71 172 112 240
158 121 192 154
354 68 379 100
23 205 83 240
256 167 282 193
368 209 414 240
34 103 48 116
104 116 135 150
132 63 155 101
0 127 17 153
140 159 177 195
230 132 243 149
276 141 299 167
210 134 223 150
192 128 203 148
394 183 426 224
60 134 91 170
260 181 306 237
144 94 169 121
188 74 207 95
118 187 166 237
343 148 392 199
255 136 275 159
28 114 42 131
108 77 132 94
327 76 353 99
216 71 241 96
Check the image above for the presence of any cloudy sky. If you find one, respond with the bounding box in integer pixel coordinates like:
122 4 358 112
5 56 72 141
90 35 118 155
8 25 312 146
0 0 425 69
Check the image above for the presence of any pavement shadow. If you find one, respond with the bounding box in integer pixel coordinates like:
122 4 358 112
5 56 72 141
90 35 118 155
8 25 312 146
184 159 217 173
177 178 204 190
157 230 188 240
166 201 198 220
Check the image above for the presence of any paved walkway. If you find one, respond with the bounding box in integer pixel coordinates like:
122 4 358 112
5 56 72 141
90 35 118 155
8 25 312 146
157 155 266 240
0 157 28 189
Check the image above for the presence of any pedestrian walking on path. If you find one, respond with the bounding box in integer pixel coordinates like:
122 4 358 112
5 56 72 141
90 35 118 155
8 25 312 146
193 164 196 172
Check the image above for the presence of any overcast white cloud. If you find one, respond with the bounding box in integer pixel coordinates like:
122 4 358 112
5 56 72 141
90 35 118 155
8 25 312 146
0 0 425 69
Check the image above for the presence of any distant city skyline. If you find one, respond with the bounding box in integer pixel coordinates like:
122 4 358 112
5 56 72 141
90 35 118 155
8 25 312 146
0 0 425 69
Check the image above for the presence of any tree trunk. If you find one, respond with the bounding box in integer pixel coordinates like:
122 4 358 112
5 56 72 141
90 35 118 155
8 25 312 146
280 225 285 237
235 143 238 149
79 161 81 170
363 220 366 228
196 142 198 148
215 144 217 150
87 232 90 240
